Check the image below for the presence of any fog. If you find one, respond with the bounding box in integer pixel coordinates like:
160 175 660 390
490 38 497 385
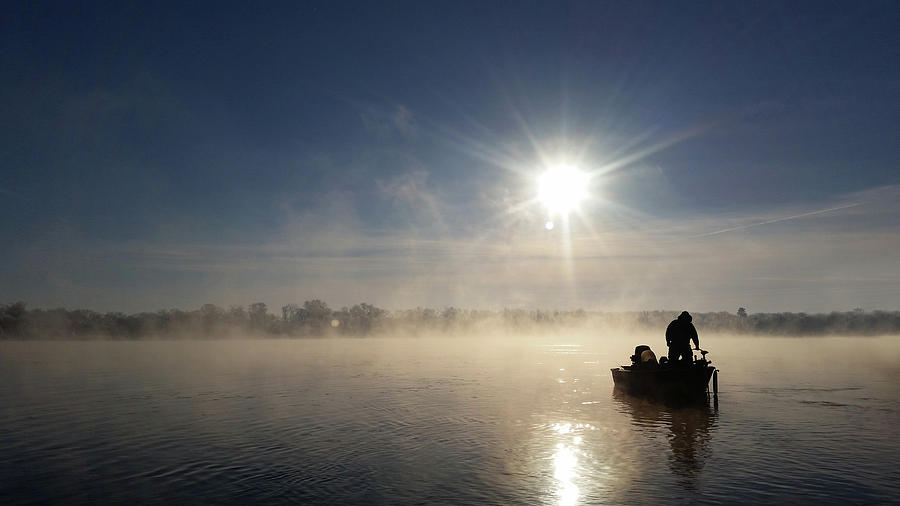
4 300 900 340
3 319 898 503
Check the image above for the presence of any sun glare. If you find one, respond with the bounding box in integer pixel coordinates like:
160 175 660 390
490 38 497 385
537 165 589 215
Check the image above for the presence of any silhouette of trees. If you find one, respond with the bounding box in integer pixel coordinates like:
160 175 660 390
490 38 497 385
1 300 899 339
227 305 248 327
201 304 225 334
0 302 27 337
303 299 332 332
332 303 386 334
248 302 269 330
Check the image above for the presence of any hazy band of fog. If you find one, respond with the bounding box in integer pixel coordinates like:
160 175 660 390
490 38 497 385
3 301 900 340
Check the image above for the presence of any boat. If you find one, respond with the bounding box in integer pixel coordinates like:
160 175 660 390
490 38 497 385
611 345 718 401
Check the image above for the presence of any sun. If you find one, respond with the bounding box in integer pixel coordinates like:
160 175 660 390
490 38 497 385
537 165 589 215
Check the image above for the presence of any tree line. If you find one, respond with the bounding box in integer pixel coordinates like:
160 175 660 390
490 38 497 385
1 301 899 339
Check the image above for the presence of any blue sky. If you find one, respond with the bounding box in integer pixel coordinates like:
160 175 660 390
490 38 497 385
2 1 898 313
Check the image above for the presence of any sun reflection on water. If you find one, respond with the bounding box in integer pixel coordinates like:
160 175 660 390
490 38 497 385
553 443 579 506
549 423 597 505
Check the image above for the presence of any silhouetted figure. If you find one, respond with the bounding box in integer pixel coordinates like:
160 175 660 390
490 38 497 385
666 311 699 363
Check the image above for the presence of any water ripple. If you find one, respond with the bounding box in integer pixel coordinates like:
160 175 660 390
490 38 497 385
1 338 898 505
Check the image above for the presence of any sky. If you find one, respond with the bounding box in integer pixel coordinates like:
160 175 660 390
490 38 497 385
1 1 899 314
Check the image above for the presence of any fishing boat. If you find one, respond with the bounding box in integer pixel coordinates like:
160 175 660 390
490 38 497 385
611 345 718 400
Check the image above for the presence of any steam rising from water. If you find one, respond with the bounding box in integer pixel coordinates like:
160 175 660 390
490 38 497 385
1 333 897 504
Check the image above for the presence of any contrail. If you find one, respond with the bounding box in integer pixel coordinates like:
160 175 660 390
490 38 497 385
696 202 862 237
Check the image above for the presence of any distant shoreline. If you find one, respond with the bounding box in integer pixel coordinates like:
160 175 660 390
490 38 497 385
2 301 899 339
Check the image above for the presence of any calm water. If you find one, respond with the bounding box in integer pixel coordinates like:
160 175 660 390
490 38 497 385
1 335 898 504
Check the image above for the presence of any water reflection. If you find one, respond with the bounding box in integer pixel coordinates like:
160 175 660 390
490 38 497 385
613 392 717 490
553 442 579 506
547 422 598 505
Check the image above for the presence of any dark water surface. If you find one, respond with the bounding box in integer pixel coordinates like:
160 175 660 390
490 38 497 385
1 336 898 504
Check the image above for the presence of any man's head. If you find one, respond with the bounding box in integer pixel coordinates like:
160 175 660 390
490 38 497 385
678 311 692 322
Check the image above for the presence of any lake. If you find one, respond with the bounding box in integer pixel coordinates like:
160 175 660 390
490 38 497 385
1 335 898 504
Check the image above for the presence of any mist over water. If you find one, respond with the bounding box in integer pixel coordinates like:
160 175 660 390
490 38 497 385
1 334 898 504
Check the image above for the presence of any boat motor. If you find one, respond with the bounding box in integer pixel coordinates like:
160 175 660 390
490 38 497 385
631 345 652 365
630 345 658 367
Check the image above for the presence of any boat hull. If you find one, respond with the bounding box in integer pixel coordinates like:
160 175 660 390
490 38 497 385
611 363 715 400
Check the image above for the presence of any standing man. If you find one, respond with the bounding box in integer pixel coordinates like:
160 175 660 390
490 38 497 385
666 311 699 363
